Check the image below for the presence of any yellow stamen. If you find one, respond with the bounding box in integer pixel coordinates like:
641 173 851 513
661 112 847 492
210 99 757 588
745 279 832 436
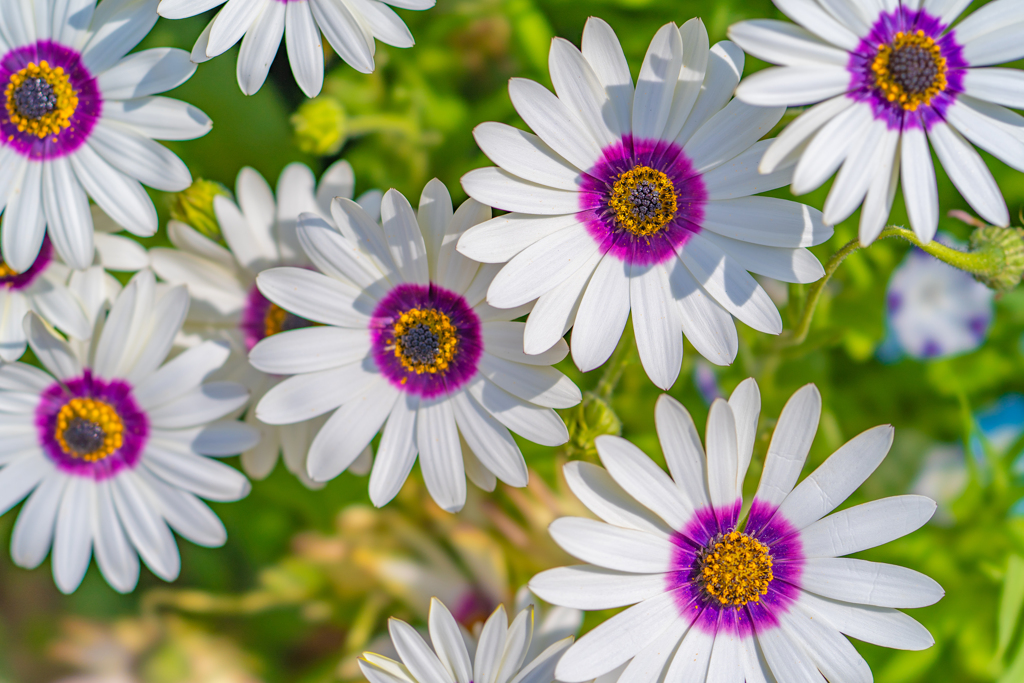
4 61 78 139
871 30 947 112
54 398 124 463
391 308 459 378
607 165 677 237
698 531 774 607
0 261 18 281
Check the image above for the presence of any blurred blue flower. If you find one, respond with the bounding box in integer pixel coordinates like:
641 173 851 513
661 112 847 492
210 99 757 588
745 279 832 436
884 242 994 360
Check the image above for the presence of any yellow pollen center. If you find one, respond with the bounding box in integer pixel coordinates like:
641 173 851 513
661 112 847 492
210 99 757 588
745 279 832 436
4 61 79 140
391 308 458 378
55 398 124 462
0 261 18 281
607 165 677 236
698 531 774 607
263 303 318 338
871 30 947 112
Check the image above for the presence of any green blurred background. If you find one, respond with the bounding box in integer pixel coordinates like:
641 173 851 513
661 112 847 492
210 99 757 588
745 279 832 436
2 0 1024 681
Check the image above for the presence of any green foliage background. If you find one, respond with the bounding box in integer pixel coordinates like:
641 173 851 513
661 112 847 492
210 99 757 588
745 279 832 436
2 1 1024 682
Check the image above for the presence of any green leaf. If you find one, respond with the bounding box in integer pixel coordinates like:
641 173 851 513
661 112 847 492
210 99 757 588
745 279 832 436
997 555 1024 662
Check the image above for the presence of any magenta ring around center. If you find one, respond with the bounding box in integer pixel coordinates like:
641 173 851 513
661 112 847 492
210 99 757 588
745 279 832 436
370 283 482 399
1 236 52 290
846 7 966 131
1 41 102 160
35 370 149 480
665 499 805 637
578 135 707 266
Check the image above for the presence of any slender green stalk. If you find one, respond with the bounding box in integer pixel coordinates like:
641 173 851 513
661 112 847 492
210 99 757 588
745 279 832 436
595 328 635 401
786 226 1010 347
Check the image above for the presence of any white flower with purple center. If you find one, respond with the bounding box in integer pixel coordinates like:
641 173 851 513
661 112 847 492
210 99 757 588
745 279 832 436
0 206 149 362
360 599 573 683
251 180 580 512
458 18 832 390
886 245 994 359
530 379 943 683
0 269 257 594
730 0 1024 245
157 0 435 97
0 0 210 273
150 161 380 486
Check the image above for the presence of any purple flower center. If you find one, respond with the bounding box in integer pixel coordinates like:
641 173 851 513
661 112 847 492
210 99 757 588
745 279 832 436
1 41 101 160
35 371 149 480
580 136 706 266
846 8 965 130
0 237 52 290
241 284 317 351
371 283 482 399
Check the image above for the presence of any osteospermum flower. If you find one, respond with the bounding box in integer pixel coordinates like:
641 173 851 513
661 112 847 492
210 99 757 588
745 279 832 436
458 18 832 389
360 599 573 683
251 180 580 512
531 379 943 683
157 0 435 97
0 270 257 594
729 0 1024 245
887 244 994 359
0 206 148 362
0 0 210 272
150 161 380 486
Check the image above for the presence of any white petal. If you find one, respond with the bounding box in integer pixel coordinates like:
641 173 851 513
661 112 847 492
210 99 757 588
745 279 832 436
236 0 285 94
487 222 599 309
309 380 398 482
296 213 391 298
800 557 944 608
475 605 509 683
596 434 693 529
309 0 375 73
249 326 371 374
699 232 824 284
472 123 583 192
654 394 712 513
331 197 398 277
477 354 580 409
760 95 853 174
554 591 687 683
662 18 710 142
462 168 582 216
429 598 473 683
775 424 894 530
417 178 453 280
928 120 1008 226
549 517 674 573
482 321 567 365
0 455 49 517
449 389 526 486
755 622 823 683
662 624 713 683
466 376 567 446
946 96 1024 174
630 263 681 390
701 196 832 249
135 468 227 547
701 139 795 201
797 591 935 651
791 102 870 195
530 565 668 611
285 0 325 97
133 340 230 410
580 17 633 137
417 398 466 512
434 197 486 296
25 313 81 380
752 384 821 509
10 471 66 569
390 618 455 683
728 19 850 66
110 472 180 581
677 234 783 335
858 126 901 246
822 119 890 227
522 249 602 356
963 67 1024 110
550 37 619 148
900 127 939 244
256 266 372 327
256 361 379 424
123 285 190 384
92 480 140 593
728 377 760 491
673 41 744 146
367 392 418 504
632 23 683 141
52 477 93 594
736 65 850 107
508 77 602 172
88 121 191 192
960 21 1024 66
96 48 197 99
706 398 740 510
102 96 212 141
80 0 161 74
1 157 44 273
381 189 429 284
571 255 630 372
777 604 871 683
146 381 250 429
144 441 251 501
798 495 936 558
42 157 93 269
667 260 738 366
685 99 785 175
70 144 158 237
93 233 150 271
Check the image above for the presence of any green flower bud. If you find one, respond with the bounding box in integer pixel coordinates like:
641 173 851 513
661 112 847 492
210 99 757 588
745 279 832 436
969 225 1024 292
566 392 622 460
292 97 347 157
169 178 231 242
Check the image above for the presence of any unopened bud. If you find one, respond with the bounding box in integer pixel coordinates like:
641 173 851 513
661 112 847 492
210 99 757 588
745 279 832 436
566 393 622 460
169 178 230 241
292 97 347 157
970 225 1024 292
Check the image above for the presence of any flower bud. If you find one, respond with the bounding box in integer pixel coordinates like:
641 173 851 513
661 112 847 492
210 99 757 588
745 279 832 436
169 178 230 241
969 225 1024 292
292 97 347 157
566 393 622 460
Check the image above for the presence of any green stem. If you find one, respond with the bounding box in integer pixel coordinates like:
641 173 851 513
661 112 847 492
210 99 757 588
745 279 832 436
786 226 1005 347
595 328 635 401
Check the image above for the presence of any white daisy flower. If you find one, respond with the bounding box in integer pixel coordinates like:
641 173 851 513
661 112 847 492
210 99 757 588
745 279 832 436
0 270 257 594
729 0 1024 245
251 180 580 512
359 599 574 683
157 0 436 97
0 205 148 362
457 18 832 390
150 161 380 486
530 378 943 683
0 0 211 273
887 244 993 359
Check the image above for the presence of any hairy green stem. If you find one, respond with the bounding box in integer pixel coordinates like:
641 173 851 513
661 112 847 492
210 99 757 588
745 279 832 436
786 226 1007 347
